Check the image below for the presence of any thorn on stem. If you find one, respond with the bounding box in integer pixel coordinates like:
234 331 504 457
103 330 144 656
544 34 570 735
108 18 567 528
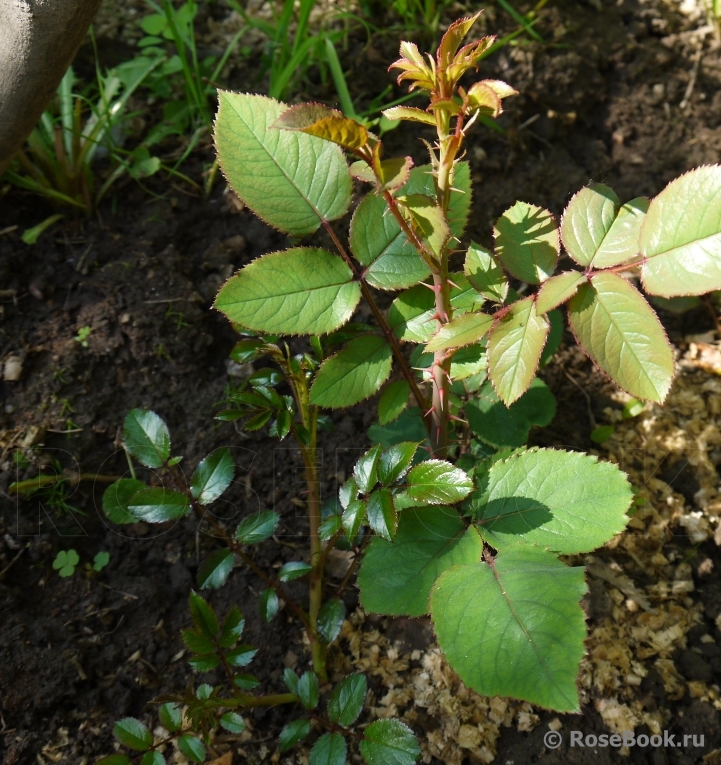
424 406 436 418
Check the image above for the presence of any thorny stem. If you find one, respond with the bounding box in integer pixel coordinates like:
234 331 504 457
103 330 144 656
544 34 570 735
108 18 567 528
321 219 430 422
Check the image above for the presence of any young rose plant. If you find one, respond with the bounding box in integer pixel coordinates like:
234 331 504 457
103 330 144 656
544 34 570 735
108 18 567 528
99 11 721 763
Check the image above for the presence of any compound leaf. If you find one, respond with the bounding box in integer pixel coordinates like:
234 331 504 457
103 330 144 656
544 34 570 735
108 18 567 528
487 297 549 406
640 165 721 296
215 92 351 236
430 545 587 712
123 409 170 468
358 506 483 616
568 272 674 402
215 248 360 336
310 335 393 408
494 201 558 284
191 447 234 505
475 448 632 553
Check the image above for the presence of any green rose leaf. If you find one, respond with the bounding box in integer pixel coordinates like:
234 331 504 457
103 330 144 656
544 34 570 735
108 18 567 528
158 703 182 732
102 478 146 524
406 460 473 505
494 201 558 284
354 444 382 493
475 448 632 553
464 242 508 303
274 103 370 151
350 193 430 291
593 197 649 268
215 248 361 336
368 407 428 449
123 409 170 468
191 447 234 505
319 514 343 541
140 754 164 765
188 590 218 638
219 605 245 647
430 545 588 712
236 510 280 544
358 506 483 617
279 719 310 752
466 379 555 448
220 711 246 734
425 311 494 353
378 380 410 425
388 274 481 343
226 644 258 667
360 719 420 765
640 165 721 296
97 756 131 765
328 674 367 727
535 271 587 314
297 670 320 710
343 499 366 541
310 732 347 765
560 183 620 267
128 488 190 523
318 597 346 642
366 488 398 540
568 272 674 402
113 718 153 751
215 92 351 236
404 162 471 240
278 561 312 581
377 442 418 486
177 734 205 764
310 335 393 408
397 194 450 258
487 297 549 406
197 548 235 590
259 587 279 622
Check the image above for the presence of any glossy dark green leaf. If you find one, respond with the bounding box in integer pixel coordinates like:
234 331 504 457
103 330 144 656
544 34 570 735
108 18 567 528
197 549 234 590
278 561 312 581
328 674 367 726
297 671 320 710
378 380 410 425
366 489 398 540
181 628 215 655
284 667 300 695
113 718 153 751
191 447 234 505
188 590 218 638
127 488 190 523
310 336 393 409
230 338 265 363
188 653 220 671
234 673 260 690
97 756 131 765
310 732 347 765
123 409 170 468
279 719 310 752
226 644 258 667
342 499 366 541
319 514 343 541
259 587 279 622
220 712 246 734
406 461 473 505
354 444 383 493
219 605 245 647
377 442 418 486
339 476 358 509
102 478 147 525
159 702 182 732
360 719 420 765
318 597 345 643
235 510 280 544
140 749 164 765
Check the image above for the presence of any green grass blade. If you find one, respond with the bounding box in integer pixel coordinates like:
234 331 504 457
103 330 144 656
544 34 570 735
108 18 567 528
495 0 544 42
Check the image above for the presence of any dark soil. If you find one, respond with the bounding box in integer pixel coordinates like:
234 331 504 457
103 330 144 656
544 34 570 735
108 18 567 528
2 0 721 762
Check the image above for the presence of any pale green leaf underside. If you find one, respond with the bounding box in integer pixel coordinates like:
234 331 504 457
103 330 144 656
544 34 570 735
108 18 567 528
561 183 619 267
214 248 360 335
388 273 482 343
350 193 430 290
641 165 721 297
592 197 649 268
310 335 393 408
425 311 494 352
568 272 674 402
430 546 588 712
215 92 351 236
535 271 586 314
358 506 483 617
488 297 549 406
494 201 558 284
476 447 632 553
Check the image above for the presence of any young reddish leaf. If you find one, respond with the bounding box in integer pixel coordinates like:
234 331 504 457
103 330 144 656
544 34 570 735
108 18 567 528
535 271 587 314
494 202 558 284
487 297 549 406
568 272 674 402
